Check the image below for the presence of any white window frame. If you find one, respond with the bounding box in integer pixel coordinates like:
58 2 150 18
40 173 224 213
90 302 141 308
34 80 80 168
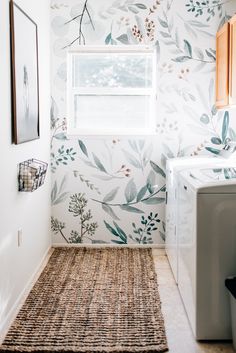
67 45 157 136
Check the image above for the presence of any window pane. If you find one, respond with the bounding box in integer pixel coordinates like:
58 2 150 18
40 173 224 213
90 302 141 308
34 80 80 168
72 54 153 88
73 95 150 130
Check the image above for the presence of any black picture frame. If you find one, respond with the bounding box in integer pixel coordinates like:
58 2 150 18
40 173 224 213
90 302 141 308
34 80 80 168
10 1 40 144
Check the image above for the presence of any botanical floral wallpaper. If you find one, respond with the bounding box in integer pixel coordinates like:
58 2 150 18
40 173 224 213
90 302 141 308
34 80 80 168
51 0 236 245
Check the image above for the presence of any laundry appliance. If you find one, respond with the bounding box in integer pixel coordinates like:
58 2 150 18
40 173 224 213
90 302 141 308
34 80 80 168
165 156 235 284
177 166 236 339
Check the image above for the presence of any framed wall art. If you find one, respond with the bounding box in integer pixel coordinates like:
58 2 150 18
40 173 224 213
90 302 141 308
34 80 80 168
10 1 40 144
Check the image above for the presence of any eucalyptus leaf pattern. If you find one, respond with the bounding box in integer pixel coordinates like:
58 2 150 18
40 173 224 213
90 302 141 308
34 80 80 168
51 0 236 245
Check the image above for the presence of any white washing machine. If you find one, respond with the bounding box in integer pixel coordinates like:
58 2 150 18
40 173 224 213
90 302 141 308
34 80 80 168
165 156 235 284
178 166 236 340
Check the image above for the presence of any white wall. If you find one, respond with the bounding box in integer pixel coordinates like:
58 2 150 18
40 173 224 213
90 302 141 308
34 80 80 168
0 0 51 335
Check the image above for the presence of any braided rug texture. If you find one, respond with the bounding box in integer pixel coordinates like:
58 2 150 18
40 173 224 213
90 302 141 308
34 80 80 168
0 248 168 353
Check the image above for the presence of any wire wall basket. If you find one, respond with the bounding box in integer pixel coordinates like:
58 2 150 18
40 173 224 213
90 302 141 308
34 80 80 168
18 159 48 192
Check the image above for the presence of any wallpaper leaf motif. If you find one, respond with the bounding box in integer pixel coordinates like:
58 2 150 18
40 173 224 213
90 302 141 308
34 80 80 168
104 220 127 244
129 212 160 244
91 174 166 214
79 140 129 180
103 187 120 203
51 145 76 173
92 153 107 173
52 193 98 244
78 140 88 157
102 204 120 221
142 197 166 204
125 179 137 203
158 1 216 66
136 185 148 202
185 0 233 22
122 149 142 169
150 161 166 178
73 172 101 195
51 0 236 245
51 176 69 205
120 204 144 213
123 141 153 171
222 111 229 143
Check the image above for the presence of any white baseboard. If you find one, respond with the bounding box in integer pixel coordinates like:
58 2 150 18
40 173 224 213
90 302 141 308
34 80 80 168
0 246 53 344
52 243 165 249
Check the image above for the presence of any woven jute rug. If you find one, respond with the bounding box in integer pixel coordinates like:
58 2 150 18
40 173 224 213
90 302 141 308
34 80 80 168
0 248 168 353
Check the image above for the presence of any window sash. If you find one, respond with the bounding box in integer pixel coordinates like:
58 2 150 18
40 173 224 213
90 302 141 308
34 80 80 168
67 93 156 136
66 47 157 135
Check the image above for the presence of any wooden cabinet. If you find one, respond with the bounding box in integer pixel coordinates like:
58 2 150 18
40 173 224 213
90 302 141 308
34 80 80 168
229 15 236 105
215 22 229 109
216 15 236 109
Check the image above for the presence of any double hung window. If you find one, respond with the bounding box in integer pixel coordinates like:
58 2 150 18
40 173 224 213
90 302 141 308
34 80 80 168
67 46 156 135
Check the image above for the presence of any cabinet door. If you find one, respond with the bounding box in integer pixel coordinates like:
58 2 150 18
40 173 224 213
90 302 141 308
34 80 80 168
216 22 229 109
229 15 236 105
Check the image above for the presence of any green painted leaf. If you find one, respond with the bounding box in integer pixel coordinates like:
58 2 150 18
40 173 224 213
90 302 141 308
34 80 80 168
143 144 153 167
136 185 148 202
120 205 144 214
160 31 171 38
128 5 139 13
53 192 69 205
59 176 67 194
158 17 168 28
159 231 165 242
205 49 215 60
54 133 67 140
113 222 127 242
92 153 107 173
150 161 166 178
205 147 220 155
162 221 166 232
224 168 230 180
125 179 137 203
116 34 129 44
211 105 217 116
105 33 112 44
211 137 222 145
200 114 210 124
172 56 190 62
146 170 156 194
134 3 147 9
102 204 120 221
184 39 192 57
222 111 229 143
122 149 142 169
82 159 96 168
78 140 88 157
104 221 119 237
51 181 57 203
142 197 166 205
103 187 119 203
